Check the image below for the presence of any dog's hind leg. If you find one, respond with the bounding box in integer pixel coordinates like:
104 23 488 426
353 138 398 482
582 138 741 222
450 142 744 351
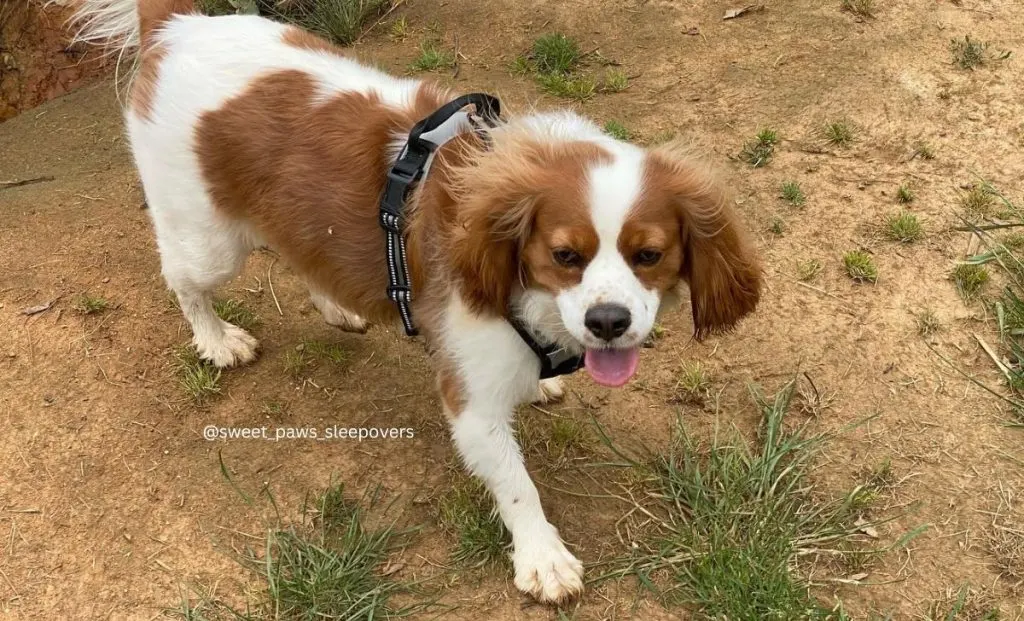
151 200 259 368
309 287 368 333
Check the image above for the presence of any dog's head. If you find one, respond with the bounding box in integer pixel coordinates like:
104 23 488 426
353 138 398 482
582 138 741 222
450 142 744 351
447 114 762 387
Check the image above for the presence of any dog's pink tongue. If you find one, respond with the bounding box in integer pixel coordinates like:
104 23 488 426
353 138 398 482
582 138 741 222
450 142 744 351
584 347 640 387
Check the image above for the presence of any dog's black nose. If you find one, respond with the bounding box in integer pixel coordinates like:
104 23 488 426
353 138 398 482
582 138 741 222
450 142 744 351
584 304 631 341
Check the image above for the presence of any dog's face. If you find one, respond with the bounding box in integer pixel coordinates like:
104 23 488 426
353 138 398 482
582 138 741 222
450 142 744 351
449 126 761 386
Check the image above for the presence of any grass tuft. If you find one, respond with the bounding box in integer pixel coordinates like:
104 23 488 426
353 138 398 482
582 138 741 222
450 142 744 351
601 380 893 618
531 33 581 75
843 250 878 283
672 362 711 403
73 293 110 315
950 35 1010 70
917 309 941 337
884 210 923 243
927 584 1000 620
409 39 454 72
602 68 629 92
174 346 221 405
603 120 631 141
547 417 592 462
739 128 779 168
769 216 785 236
780 181 805 207
438 475 509 568
535 72 596 101
914 142 935 160
896 183 915 204
840 0 875 18
286 0 390 47
797 259 823 282
822 119 855 147
951 264 989 300
961 185 996 220
213 298 260 331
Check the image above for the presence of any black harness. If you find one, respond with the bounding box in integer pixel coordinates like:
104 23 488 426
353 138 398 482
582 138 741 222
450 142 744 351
379 94 585 380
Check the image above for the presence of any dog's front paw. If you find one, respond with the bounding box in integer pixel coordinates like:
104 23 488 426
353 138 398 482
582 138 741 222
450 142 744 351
512 525 584 604
196 324 259 368
533 377 564 404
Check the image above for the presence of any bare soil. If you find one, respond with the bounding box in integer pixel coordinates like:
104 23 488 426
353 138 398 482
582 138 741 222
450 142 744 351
2 0 1024 619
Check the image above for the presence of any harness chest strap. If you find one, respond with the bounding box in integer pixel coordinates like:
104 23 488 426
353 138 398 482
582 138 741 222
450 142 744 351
378 93 585 380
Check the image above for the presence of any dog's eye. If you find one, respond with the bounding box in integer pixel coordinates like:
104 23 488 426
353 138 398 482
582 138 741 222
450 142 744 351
552 248 584 268
633 249 663 267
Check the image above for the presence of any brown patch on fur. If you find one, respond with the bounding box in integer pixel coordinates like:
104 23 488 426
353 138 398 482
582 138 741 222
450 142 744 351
442 139 612 315
639 148 762 339
132 0 192 120
130 42 166 120
195 71 451 327
437 364 465 416
137 0 193 47
281 26 347 57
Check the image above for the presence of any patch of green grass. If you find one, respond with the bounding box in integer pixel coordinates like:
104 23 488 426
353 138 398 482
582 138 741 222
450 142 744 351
547 417 592 460
263 485 419 619
600 380 896 618
914 142 935 160
602 68 629 92
797 259 823 282
884 210 923 243
531 33 581 75
822 119 855 147
437 475 509 568
174 346 221 405
917 309 941 337
603 120 631 140
780 181 805 207
409 39 454 72
739 128 779 168
769 216 786 236
73 293 110 315
303 339 349 364
287 0 390 46
284 349 312 378
950 35 1010 70
213 298 259 331
926 584 1000 620
649 130 677 145
388 15 408 40
961 185 996 220
843 250 878 283
535 72 597 100
952 263 989 300
261 400 289 418
511 54 533 75
672 362 711 403
896 183 915 204
840 0 875 18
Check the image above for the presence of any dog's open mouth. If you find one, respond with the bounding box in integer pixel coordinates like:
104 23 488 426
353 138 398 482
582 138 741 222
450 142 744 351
583 347 640 387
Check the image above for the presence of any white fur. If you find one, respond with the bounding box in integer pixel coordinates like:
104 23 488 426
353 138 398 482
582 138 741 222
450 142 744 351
70 0 662 604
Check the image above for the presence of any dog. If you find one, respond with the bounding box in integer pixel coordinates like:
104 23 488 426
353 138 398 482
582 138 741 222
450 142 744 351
71 0 762 604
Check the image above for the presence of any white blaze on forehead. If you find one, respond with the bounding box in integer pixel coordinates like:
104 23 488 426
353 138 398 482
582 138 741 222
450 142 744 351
552 142 661 350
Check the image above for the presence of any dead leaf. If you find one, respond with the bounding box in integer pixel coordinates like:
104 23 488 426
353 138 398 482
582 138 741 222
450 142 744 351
21 301 52 316
854 517 880 538
684 26 700 35
848 572 870 582
381 561 405 576
723 4 765 20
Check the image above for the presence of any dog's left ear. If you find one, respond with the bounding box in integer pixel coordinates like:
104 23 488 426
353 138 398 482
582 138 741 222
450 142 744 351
649 148 763 339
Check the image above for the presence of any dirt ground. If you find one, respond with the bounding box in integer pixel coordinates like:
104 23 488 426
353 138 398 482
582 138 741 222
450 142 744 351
2 0 1024 619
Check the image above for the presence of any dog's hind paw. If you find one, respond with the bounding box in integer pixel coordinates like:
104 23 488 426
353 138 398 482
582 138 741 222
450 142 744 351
532 377 564 404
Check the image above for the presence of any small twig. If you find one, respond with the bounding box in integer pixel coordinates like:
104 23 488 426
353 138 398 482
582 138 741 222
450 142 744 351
267 258 283 317
795 281 857 314
0 176 54 190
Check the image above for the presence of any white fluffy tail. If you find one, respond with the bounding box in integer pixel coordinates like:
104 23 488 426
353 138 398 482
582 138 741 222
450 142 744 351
67 0 141 52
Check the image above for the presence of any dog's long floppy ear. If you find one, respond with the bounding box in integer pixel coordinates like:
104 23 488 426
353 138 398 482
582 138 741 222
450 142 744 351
446 144 542 316
650 148 763 339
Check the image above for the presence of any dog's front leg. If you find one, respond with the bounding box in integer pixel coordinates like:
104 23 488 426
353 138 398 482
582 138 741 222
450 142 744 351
448 394 584 604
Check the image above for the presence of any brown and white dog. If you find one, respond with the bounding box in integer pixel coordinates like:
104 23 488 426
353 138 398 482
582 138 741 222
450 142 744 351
72 0 762 603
